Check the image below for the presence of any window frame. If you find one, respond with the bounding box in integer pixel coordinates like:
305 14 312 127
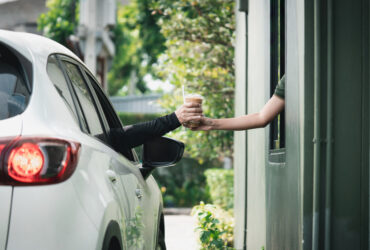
47 55 81 126
83 71 123 130
269 0 286 163
53 54 89 133
56 55 108 143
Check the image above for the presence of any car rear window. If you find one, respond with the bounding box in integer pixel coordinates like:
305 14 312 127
0 43 31 120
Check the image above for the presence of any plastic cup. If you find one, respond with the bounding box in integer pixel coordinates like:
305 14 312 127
184 94 203 128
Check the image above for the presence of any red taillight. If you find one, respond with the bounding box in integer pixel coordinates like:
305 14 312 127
8 143 44 182
0 137 80 185
0 144 5 155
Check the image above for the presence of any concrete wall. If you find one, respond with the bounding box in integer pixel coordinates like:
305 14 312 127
0 0 47 34
246 0 270 248
234 1 270 249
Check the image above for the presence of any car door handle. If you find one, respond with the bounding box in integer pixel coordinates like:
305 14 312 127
106 170 117 183
135 189 143 199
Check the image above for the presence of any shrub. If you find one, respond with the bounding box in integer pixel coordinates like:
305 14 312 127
204 169 234 210
191 168 234 249
192 202 234 249
153 158 216 207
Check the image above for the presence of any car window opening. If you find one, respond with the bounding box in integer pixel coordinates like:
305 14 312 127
0 44 31 120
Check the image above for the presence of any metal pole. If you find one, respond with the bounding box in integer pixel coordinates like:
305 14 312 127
324 0 333 248
312 0 321 248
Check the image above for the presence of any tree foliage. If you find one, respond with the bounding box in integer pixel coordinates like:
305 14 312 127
108 0 166 95
38 0 78 46
151 0 235 162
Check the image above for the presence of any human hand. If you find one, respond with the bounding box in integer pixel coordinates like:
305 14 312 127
186 117 214 131
175 102 203 125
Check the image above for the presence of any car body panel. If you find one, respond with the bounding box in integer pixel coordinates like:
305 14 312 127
0 116 22 250
0 30 81 65
0 116 22 137
0 186 12 250
108 147 162 249
142 175 163 248
7 182 98 250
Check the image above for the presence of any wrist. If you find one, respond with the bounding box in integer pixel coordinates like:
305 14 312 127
205 117 217 130
212 119 220 130
169 112 181 128
174 109 183 124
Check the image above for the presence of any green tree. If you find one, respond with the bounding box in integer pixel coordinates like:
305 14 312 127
38 0 78 46
151 0 235 162
108 0 166 95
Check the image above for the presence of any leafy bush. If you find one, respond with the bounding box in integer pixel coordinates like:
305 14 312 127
192 202 234 249
153 158 217 207
191 168 234 248
205 169 234 210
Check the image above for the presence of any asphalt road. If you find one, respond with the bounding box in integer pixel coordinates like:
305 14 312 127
164 214 198 250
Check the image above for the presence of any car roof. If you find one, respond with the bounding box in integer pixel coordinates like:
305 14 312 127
0 29 82 63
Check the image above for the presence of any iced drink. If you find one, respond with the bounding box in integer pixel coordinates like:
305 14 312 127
184 94 203 128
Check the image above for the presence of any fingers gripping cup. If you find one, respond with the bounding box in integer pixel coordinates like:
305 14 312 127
184 94 203 128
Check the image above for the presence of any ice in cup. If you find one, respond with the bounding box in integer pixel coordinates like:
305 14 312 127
184 93 203 128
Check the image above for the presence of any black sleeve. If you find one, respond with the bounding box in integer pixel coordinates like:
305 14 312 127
110 112 181 151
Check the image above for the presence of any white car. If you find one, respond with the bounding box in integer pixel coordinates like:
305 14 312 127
0 30 184 250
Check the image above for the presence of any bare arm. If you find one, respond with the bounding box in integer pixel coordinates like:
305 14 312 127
193 95 285 131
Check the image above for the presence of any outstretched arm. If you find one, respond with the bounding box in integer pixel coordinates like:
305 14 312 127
192 95 285 131
111 102 202 150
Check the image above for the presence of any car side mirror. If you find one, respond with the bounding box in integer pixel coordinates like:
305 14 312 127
140 137 184 180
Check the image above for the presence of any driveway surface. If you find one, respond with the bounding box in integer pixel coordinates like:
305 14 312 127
165 214 198 250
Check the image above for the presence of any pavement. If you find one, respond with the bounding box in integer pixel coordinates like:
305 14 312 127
164 208 198 250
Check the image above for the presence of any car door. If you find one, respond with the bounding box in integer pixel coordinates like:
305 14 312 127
54 55 131 246
82 70 154 250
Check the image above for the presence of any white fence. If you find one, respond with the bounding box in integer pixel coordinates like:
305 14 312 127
109 94 164 114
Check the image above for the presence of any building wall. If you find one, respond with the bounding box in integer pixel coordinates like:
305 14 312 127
245 0 270 249
321 0 369 248
301 0 369 249
0 0 47 34
264 0 305 249
235 0 369 249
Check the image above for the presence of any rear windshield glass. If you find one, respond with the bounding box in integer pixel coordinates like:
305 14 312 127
0 43 31 120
